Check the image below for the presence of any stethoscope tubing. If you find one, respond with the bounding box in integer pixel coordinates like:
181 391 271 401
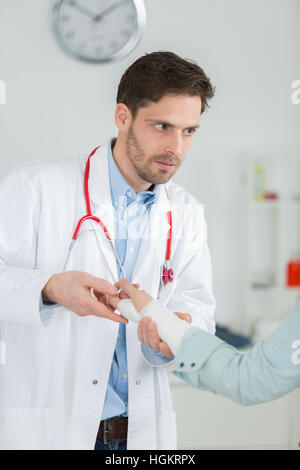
66 145 173 288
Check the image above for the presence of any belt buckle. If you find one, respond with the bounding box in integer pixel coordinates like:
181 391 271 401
103 419 109 445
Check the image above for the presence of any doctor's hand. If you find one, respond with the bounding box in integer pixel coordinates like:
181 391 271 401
42 271 128 323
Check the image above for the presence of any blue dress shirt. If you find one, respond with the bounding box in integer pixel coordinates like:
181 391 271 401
101 140 169 420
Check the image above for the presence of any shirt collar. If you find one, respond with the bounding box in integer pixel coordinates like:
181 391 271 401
107 138 160 207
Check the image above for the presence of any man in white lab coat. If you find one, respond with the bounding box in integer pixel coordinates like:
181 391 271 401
0 51 216 450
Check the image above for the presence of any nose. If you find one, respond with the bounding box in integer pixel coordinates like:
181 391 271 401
164 132 183 157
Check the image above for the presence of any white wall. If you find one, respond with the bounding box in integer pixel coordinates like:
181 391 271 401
1 0 300 328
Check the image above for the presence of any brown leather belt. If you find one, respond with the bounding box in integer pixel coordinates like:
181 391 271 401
97 417 128 444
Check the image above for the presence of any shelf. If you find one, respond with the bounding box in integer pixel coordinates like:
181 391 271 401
249 201 300 209
249 286 277 291
249 201 283 209
247 286 300 294
247 287 279 295
244 156 300 336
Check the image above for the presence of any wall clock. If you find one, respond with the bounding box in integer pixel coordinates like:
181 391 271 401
52 0 147 63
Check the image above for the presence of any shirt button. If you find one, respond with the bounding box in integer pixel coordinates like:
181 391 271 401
92 380 98 385
122 374 128 380
136 379 141 385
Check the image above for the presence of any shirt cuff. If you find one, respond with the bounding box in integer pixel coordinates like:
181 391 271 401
141 342 175 368
39 294 58 326
39 295 57 309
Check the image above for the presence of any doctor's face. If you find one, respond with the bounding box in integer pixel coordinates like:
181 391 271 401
125 94 202 185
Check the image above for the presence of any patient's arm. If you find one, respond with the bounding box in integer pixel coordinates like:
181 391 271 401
173 306 300 405
111 280 300 405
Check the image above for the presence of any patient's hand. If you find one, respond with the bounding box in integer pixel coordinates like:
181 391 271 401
95 281 139 307
138 313 192 357
108 278 192 357
108 278 152 312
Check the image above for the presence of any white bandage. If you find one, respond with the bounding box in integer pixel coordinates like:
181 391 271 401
117 298 191 355
117 298 141 323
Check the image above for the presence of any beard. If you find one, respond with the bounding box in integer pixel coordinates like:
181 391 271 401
125 124 182 185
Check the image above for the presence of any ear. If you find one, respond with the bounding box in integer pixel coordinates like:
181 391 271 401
115 103 132 131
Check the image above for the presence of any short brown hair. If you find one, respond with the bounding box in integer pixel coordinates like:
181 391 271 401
117 51 215 118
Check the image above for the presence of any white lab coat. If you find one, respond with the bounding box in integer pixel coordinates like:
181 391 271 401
0 141 215 450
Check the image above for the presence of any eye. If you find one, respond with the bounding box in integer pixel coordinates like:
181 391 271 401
155 123 168 131
184 128 197 136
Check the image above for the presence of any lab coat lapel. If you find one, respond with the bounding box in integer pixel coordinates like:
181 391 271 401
84 142 118 282
132 183 171 292
82 142 173 287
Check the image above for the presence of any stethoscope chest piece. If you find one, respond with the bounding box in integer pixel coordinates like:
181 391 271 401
160 262 174 287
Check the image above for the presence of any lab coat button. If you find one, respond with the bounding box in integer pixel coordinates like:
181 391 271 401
136 379 141 385
92 380 98 385
191 363 196 367
179 362 184 368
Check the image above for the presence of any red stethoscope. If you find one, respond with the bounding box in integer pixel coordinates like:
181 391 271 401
66 146 174 287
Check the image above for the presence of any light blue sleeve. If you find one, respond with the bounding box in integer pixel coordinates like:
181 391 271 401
39 295 57 310
39 295 58 326
141 343 175 367
173 305 300 405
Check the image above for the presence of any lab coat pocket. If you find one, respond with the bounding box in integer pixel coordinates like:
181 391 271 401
0 407 55 450
160 409 177 450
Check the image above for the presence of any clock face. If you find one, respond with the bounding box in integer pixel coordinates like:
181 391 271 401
52 0 146 63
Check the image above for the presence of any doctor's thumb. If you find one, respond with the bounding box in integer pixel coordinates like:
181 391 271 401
88 275 118 296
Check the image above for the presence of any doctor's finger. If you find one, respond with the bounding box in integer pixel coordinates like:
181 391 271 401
86 297 128 323
94 292 119 310
106 295 120 310
92 291 108 303
86 275 118 296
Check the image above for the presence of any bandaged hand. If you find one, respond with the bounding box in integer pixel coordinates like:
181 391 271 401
109 278 192 355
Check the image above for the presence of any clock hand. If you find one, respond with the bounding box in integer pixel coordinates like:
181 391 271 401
93 0 130 22
67 0 96 19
